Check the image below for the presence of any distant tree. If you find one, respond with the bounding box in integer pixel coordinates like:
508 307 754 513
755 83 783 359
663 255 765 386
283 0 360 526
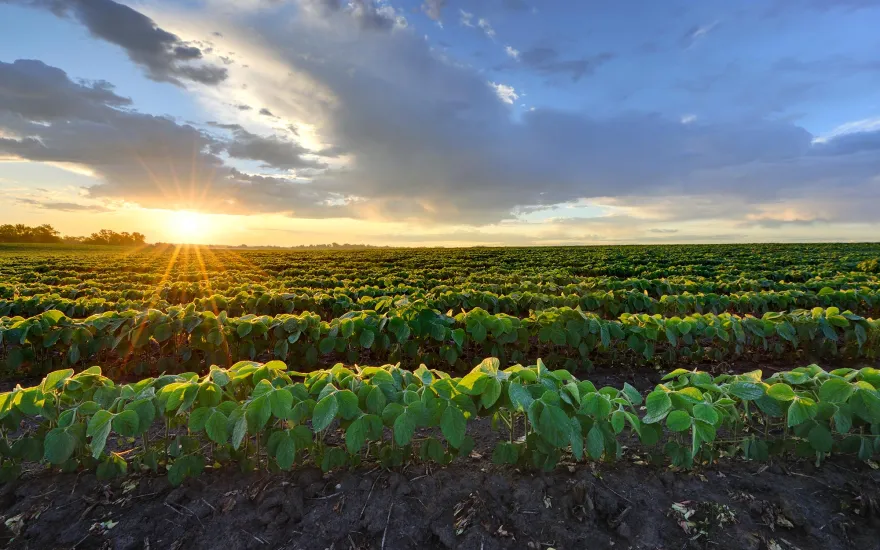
0 223 62 243
83 229 146 246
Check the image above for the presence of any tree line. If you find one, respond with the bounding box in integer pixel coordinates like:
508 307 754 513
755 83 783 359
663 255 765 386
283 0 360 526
0 224 146 246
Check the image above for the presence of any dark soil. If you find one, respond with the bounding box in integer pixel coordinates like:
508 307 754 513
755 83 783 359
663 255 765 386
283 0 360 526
1 436 880 549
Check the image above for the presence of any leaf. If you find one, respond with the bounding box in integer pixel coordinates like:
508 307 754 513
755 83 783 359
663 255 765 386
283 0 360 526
586 425 604 460
276 433 296 470
767 383 796 402
269 389 294 419
666 410 692 432
508 381 534 412
44 428 77 465
393 410 416 446
188 407 213 432
643 390 672 423
480 378 502 409
818 378 854 404
537 405 571 448
441 405 466 448
692 403 719 425
346 416 367 453
728 382 765 401
206 410 228 444
168 455 205 487
232 415 247 450
787 398 818 427
808 424 833 453
312 394 339 432
41 369 73 392
622 382 643 406
153 323 173 342
359 330 375 349
366 386 386 414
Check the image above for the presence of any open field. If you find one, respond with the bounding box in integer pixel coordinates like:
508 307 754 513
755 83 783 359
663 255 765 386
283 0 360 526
2 243 880 549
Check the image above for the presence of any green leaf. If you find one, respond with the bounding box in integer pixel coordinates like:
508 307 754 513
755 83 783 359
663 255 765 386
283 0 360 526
393 409 416 446
586 425 604 460
276 433 296 470
269 389 294 419
44 428 77 465
643 390 672 423
665 410 692 432
346 416 368 453
232 415 247 450
336 390 360 420
767 383 796 402
153 323 173 342
441 405 466 448
610 410 625 434
622 382 643 406
808 424 833 453
41 369 73 392
537 405 571 448
205 410 228 444
168 455 205 487
480 378 502 409
787 398 818 427
728 382 765 401
818 378 855 404
692 403 719 425
508 381 534 412
359 330 375 349
312 394 339 431
188 407 212 432
366 386 386 414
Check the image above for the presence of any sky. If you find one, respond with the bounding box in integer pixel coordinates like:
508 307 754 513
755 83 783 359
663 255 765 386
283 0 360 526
1 0 880 246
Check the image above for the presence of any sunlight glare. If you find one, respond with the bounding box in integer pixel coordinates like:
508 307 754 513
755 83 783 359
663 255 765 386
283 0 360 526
171 210 211 243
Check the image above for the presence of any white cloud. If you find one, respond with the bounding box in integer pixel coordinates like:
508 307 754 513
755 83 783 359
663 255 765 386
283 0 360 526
490 82 518 104
458 9 473 27
477 17 496 39
680 114 697 124
505 45 520 60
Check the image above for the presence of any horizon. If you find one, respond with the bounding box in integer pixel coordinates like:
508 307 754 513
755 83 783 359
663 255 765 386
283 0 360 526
2 0 880 246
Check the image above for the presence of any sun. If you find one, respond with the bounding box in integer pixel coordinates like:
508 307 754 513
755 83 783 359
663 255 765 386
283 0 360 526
170 210 211 243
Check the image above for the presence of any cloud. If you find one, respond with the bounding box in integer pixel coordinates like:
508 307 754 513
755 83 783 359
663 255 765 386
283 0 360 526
681 21 719 49
489 82 518 104
647 228 679 234
16 198 112 213
517 47 613 82
421 0 445 22
505 45 520 60
0 59 339 216
459 9 474 27
10 0 227 86
6 1 880 236
477 18 496 39
219 125 326 170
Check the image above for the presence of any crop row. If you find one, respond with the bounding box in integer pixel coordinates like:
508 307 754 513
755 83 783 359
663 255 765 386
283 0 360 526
1 305 877 375
4 285 880 321
6 273 880 306
4 243 878 285
1 357 878 485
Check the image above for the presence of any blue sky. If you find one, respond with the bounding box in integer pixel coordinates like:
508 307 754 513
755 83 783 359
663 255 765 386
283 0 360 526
1 0 880 245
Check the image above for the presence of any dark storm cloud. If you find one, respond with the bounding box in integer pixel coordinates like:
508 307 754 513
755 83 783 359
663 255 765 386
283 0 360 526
7 0 227 86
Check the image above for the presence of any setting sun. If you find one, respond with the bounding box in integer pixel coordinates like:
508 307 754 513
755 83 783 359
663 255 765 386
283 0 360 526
170 210 211 243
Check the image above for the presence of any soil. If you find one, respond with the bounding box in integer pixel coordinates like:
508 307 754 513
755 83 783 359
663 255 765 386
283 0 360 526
1 429 879 549
2 361 880 549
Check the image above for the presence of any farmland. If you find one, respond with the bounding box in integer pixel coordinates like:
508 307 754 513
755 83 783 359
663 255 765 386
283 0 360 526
2 242 880 549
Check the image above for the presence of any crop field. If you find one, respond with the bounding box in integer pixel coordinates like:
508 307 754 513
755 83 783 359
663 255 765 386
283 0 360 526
2 242 880 549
